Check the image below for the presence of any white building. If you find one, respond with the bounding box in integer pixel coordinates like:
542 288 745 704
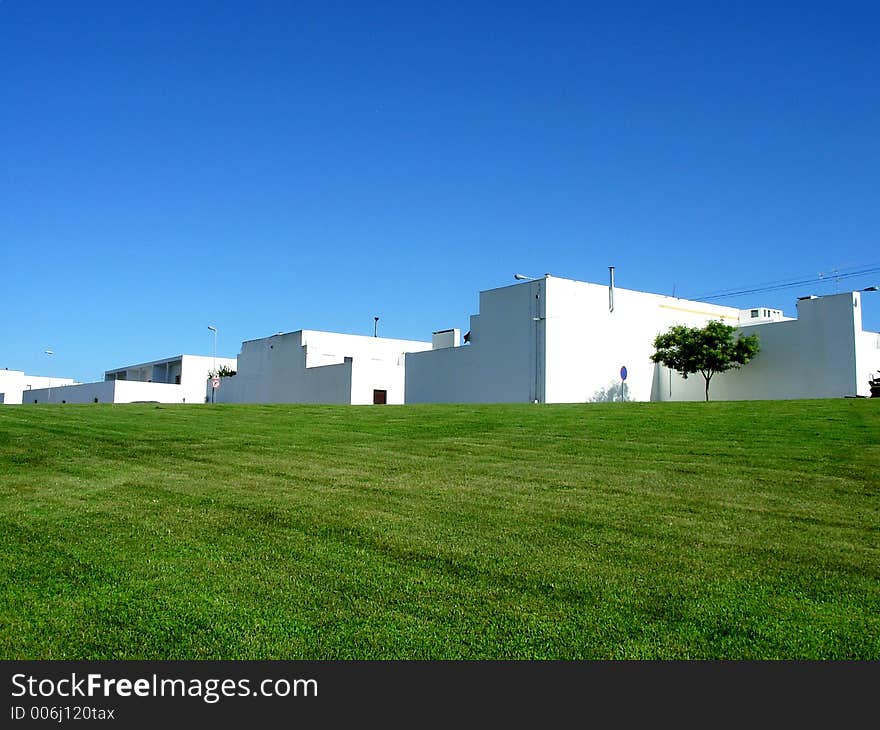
0 370 78 404
106 354 237 404
405 274 880 403
25 354 236 404
8 275 877 407
213 329 432 405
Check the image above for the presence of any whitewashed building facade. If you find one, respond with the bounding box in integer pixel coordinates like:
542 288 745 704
23 354 236 404
405 274 880 403
212 330 432 405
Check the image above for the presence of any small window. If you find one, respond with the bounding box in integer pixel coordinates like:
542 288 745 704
750 309 759 318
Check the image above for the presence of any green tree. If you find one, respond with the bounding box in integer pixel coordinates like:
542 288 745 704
650 320 760 401
207 364 237 378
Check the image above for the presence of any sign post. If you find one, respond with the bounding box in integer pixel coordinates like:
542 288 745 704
211 376 220 404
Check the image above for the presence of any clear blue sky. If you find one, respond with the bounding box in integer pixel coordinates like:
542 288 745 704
3 1 878 382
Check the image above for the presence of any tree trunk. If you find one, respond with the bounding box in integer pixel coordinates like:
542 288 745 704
704 375 711 401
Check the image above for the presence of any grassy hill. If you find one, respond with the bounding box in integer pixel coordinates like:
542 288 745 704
1 400 877 659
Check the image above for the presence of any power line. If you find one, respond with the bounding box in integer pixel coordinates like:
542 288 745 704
692 261 880 299
690 263 880 302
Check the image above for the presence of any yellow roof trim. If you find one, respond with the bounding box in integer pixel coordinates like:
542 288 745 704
658 303 738 320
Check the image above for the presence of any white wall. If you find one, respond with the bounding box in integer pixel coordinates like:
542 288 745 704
24 380 187 404
544 277 740 403
350 358 407 405
181 354 237 404
23 381 115 404
213 332 351 404
856 302 880 397
405 345 482 404
0 370 78 405
214 330 431 404
406 282 539 403
704 292 867 400
857 331 880 396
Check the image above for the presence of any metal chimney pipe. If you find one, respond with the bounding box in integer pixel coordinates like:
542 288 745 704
609 266 615 313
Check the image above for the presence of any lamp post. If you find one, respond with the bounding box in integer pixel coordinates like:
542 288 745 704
207 325 217 404
44 350 54 404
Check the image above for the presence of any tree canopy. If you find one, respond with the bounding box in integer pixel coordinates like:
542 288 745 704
650 320 760 401
208 364 237 378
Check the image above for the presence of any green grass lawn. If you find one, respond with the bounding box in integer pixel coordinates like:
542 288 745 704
0 400 877 659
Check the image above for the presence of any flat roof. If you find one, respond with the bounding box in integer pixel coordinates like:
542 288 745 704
104 354 233 373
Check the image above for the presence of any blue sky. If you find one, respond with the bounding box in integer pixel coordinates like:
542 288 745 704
3 1 879 382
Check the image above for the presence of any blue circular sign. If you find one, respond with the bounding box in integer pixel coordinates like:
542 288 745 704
620 366 628 381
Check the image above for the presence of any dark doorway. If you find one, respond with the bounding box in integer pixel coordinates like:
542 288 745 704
372 389 387 405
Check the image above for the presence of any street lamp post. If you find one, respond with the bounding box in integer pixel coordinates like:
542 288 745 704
44 350 54 404
207 325 217 403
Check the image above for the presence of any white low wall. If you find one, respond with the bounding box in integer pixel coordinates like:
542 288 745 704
25 380 189 404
